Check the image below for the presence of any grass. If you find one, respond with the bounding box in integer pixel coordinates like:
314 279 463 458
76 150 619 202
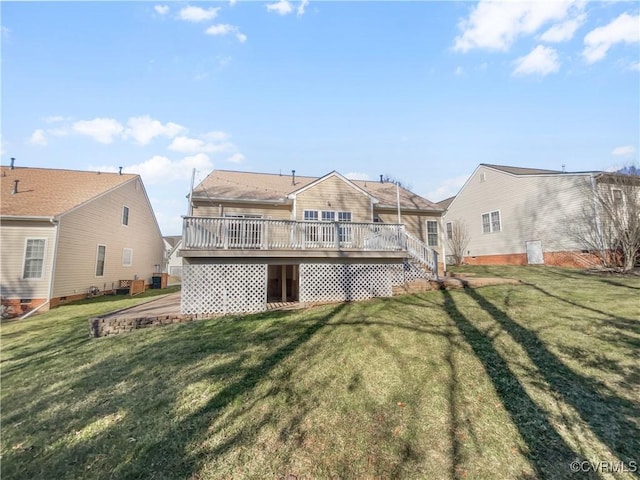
1 268 639 479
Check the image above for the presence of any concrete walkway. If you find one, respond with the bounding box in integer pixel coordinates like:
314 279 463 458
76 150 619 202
99 292 181 320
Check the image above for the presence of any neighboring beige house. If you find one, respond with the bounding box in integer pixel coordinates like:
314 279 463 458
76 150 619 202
180 169 444 315
442 163 633 267
1 164 165 317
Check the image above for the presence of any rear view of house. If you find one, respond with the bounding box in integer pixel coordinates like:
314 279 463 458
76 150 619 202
1 163 165 317
180 170 444 315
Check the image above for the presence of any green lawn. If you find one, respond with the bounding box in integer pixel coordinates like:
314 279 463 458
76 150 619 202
1 268 638 479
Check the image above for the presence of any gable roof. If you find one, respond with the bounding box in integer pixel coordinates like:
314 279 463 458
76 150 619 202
288 171 378 203
437 196 455 210
163 235 182 248
192 169 442 211
481 164 564 175
1 166 137 218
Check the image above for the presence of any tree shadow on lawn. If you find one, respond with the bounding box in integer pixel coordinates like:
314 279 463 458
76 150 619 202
1 304 343 479
429 290 593 479
460 287 639 469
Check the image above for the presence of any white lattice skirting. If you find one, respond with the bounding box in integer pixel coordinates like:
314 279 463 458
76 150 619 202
182 262 406 315
181 264 266 315
299 263 397 303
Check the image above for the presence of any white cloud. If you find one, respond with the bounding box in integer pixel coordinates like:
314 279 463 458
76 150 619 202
203 131 229 141
205 24 247 42
90 154 213 185
43 115 66 123
426 175 468 202
513 45 560 76
267 0 293 15
539 13 585 42
583 13 640 64
226 153 245 164
630 61 640 71
178 6 220 22
168 135 234 154
297 0 309 17
611 146 636 156
344 172 370 181
72 118 124 144
454 66 464 76
453 1 577 52
1 26 10 38
154 5 169 15
124 116 186 145
29 129 47 146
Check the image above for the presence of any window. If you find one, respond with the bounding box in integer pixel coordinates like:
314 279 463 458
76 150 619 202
427 221 438 247
338 211 352 243
338 211 351 222
321 211 335 222
23 239 46 279
96 245 106 277
122 248 133 267
303 210 318 221
446 222 453 240
122 206 129 226
612 189 623 204
482 211 501 233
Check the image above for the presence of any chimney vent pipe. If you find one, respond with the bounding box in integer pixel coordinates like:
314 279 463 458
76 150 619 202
118 166 123 176
12 179 19 194
10 158 15 170
291 169 296 185
380 174 384 183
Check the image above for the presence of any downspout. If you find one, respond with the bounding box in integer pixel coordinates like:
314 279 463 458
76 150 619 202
188 168 196 216
396 181 402 224
20 217 59 320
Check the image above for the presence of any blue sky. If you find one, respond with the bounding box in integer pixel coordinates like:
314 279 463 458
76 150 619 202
2 1 639 235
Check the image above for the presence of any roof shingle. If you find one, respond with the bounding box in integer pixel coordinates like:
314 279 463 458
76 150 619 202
1 167 137 218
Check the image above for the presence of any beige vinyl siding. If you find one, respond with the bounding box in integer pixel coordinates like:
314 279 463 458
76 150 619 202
193 202 292 220
0 220 56 300
444 166 593 257
52 178 165 298
295 176 372 222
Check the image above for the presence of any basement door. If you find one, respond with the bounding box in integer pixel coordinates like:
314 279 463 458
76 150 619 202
267 264 300 303
525 240 544 265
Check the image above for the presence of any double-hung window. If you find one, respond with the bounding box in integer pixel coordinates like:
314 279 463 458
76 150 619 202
482 210 501 233
96 245 106 277
122 248 133 267
446 222 453 240
427 221 439 247
338 211 352 243
23 239 46 279
122 206 129 226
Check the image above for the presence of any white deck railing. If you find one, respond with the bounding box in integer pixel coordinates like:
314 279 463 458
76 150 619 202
403 231 439 276
183 217 406 251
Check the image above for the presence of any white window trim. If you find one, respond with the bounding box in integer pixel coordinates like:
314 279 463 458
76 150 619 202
22 238 47 280
95 244 107 277
426 220 439 247
122 247 133 267
481 210 502 234
122 205 130 226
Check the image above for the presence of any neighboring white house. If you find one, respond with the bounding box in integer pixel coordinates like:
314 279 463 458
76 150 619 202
443 164 616 267
164 235 183 278
1 163 166 317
